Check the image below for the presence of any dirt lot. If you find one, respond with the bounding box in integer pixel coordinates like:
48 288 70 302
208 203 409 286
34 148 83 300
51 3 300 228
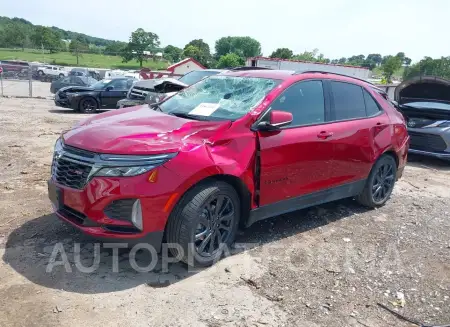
0 97 449 327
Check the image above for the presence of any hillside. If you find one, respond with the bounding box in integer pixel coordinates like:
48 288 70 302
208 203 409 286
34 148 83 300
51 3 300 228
0 16 117 47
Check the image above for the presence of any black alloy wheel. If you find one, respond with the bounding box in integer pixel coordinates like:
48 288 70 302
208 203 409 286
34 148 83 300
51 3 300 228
371 162 395 203
79 98 98 113
356 155 397 208
194 194 235 257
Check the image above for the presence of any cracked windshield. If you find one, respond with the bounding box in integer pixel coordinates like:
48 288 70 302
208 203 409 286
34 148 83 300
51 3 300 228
159 76 281 120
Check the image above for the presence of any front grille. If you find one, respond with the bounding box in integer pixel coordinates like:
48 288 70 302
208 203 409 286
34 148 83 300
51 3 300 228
52 145 95 189
104 199 136 221
129 86 154 100
53 158 92 189
409 131 448 152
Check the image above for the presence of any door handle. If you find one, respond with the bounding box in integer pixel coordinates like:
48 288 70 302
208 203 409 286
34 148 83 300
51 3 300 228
317 131 333 139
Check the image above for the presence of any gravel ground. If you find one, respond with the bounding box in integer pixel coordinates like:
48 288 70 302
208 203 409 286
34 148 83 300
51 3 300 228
1 79 52 98
0 97 449 327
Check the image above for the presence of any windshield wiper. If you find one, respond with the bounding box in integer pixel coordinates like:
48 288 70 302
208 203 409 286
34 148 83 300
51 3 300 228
168 111 209 121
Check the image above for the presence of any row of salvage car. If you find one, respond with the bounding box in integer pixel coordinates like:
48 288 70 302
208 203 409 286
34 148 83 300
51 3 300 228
52 68 450 162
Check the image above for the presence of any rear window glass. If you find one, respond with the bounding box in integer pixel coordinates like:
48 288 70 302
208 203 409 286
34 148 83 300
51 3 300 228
331 81 366 120
363 90 381 116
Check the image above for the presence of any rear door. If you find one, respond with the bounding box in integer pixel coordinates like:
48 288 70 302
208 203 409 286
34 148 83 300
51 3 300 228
326 80 391 187
257 79 337 206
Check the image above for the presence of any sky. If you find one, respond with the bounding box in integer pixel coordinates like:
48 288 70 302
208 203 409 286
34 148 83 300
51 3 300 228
2 0 449 62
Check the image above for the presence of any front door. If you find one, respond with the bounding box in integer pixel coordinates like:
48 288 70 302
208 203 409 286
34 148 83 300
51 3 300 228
257 80 336 206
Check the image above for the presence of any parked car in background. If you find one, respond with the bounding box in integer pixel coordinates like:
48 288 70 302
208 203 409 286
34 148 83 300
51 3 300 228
398 101 450 160
37 65 68 78
0 60 29 79
50 75 98 94
48 70 409 266
117 69 226 108
54 77 136 113
69 68 101 80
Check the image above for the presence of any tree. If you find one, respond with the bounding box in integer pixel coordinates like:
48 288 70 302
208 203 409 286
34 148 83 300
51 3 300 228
270 48 293 59
69 35 89 65
163 45 183 62
182 45 203 63
216 53 243 68
121 28 160 68
103 41 127 56
403 56 450 80
215 36 261 62
338 57 347 64
366 54 382 66
381 56 402 83
184 39 211 67
403 57 412 66
31 26 63 53
3 23 26 50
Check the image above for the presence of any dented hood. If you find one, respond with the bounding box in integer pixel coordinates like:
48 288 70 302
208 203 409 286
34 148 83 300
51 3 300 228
63 106 231 155
133 77 188 91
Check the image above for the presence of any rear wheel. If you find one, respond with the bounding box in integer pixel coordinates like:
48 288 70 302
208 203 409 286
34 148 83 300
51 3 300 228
37 70 44 76
166 181 240 267
59 73 65 78
356 155 397 208
79 97 98 113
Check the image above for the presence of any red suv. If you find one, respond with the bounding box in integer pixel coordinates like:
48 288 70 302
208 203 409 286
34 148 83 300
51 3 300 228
48 70 409 266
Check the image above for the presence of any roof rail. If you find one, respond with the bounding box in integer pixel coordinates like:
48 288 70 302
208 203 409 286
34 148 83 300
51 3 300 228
230 66 272 71
294 70 374 85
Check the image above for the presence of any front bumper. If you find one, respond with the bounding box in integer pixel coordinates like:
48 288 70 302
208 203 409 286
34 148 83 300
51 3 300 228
48 165 179 250
408 148 450 160
117 98 145 109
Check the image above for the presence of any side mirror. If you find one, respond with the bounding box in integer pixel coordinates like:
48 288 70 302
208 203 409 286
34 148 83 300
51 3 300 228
105 86 114 91
256 110 293 131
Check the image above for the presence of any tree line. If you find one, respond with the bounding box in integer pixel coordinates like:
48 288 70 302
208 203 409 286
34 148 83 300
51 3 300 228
1 16 449 82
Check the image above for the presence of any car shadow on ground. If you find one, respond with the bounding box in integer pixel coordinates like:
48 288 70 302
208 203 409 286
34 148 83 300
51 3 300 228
48 109 108 115
2 198 367 294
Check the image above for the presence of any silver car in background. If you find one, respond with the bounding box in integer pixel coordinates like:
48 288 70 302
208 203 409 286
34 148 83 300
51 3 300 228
399 101 450 160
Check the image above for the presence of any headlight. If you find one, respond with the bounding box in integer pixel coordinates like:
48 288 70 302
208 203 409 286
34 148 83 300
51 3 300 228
95 166 156 177
54 137 63 152
92 153 177 177
438 121 450 127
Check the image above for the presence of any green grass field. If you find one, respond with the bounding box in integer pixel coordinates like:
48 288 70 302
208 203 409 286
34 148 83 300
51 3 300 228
0 48 168 70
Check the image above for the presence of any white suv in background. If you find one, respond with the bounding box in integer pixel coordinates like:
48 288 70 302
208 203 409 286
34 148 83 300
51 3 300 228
37 65 69 78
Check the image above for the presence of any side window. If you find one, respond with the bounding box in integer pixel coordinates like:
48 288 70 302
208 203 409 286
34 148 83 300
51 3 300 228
126 79 135 89
109 79 127 89
74 77 84 85
270 80 325 126
363 89 381 116
331 81 366 120
61 77 71 83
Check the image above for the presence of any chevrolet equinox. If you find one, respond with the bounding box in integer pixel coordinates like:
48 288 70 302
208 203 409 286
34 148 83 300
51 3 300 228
48 70 410 266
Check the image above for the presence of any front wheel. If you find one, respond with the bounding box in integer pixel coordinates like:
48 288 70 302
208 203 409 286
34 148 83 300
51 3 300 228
59 73 65 78
166 181 240 267
356 155 397 208
79 97 98 113
37 70 44 76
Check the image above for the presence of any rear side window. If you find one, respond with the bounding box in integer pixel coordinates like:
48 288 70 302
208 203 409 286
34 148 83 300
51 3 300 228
331 81 366 120
271 80 325 126
363 89 381 116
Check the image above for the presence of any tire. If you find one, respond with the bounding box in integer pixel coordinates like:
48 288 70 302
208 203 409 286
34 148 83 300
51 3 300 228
356 155 397 208
59 73 65 78
79 97 98 113
37 70 44 76
166 181 240 267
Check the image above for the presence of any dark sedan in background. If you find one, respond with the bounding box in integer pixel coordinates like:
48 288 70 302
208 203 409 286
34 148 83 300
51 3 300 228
50 76 98 94
54 77 136 113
